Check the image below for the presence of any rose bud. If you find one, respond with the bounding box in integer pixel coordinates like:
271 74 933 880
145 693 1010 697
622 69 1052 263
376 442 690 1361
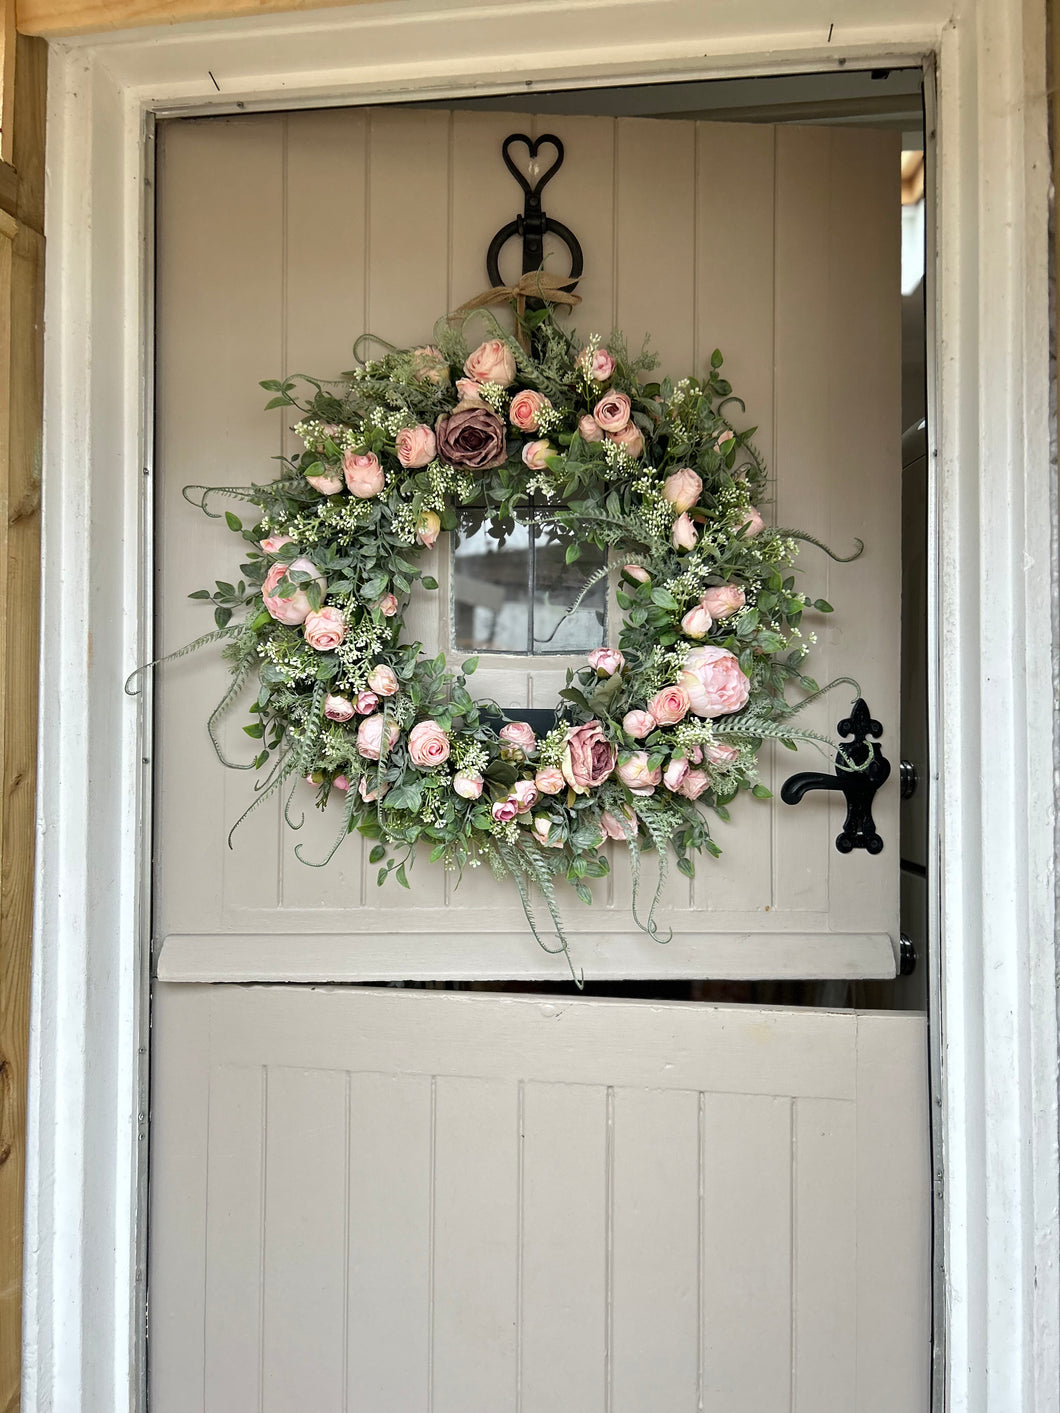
367 664 399 696
509 389 551 432
499 721 537 755
374 593 399 618
408 719 451 768
395 424 437 469
333 774 350 792
662 467 703 514
578 414 604 443
599 805 636 841
672 512 699 550
356 715 400 761
354 690 379 715
262 558 327 626
358 775 390 803
701 584 745 619
680 603 713 639
509 779 540 814
678 769 711 800
587 647 625 677
324 693 355 722
608 423 644 457
705 740 740 765
622 563 651 584
521 439 554 472
663 757 690 792
259 534 295 553
616 752 662 795
592 391 631 433
531 815 564 848
452 770 484 800
714 428 736 453
303 606 347 652
410 345 450 384
622 709 656 739
577 346 616 381
455 377 487 404
534 766 566 795
740 506 766 537
306 472 344 495
415 510 441 549
464 338 517 388
491 799 519 823
343 450 385 498
647 685 690 727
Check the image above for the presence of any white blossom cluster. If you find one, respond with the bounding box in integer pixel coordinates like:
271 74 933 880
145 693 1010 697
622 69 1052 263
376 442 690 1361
476 381 510 414
452 737 488 774
293 418 362 452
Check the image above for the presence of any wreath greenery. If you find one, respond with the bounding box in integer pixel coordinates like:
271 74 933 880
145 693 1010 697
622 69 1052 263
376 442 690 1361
151 294 858 978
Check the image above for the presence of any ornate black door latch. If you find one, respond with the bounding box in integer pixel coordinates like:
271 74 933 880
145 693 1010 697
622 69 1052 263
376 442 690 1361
486 133 584 293
780 698 891 854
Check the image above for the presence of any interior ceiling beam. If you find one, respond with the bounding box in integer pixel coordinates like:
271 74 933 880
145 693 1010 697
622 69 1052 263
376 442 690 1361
15 0 366 38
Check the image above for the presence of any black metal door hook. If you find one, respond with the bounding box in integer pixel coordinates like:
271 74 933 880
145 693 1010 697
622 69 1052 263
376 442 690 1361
780 698 892 854
486 133 584 294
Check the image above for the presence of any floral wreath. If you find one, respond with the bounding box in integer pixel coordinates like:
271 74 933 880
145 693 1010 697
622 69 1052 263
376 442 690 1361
142 280 857 979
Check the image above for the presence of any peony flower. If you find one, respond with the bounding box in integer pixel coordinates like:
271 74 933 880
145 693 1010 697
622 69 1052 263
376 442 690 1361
561 720 617 794
531 814 564 848
509 389 551 432
303 606 347 652
617 752 662 795
534 766 566 795
577 346 616 381
436 406 508 471
679 645 751 718
509 779 539 814
354 690 379 715
306 472 344 495
367 664 399 697
455 377 487 405
324 693 355 722
358 775 390 803
453 770 484 800
415 511 441 549
672 513 699 551
622 709 656 739
680 603 713 639
464 339 517 387
343 450 385 499
701 584 745 619
259 534 294 554
647 685 690 727
333 775 350 792
395 424 437 469
662 467 703 514
663 757 690 792
410 345 450 384
678 769 710 800
521 439 553 472
740 506 766 537
374 594 399 618
577 414 604 443
705 740 740 765
262 558 326 626
356 715 400 760
408 719 451 769
492 799 519 823
499 721 537 754
608 423 644 458
623 563 650 585
588 647 625 677
599 805 636 841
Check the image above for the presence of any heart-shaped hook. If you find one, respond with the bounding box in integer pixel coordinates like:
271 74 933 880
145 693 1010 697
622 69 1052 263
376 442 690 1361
501 133 565 200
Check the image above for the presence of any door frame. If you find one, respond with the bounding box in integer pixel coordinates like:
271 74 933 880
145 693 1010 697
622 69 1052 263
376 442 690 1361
25 2 1057 1412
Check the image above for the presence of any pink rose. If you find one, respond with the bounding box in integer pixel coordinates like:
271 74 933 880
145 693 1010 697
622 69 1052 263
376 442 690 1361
324 693 355 722
455 377 486 405
408 719 451 769
680 603 713 639
415 511 441 549
599 805 636 841
410 345 450 384
672 513 699 551
647 685 690 727
577 346 616 381
705 740 740 765
578 414 604 443
663 757 690 792
714 428 736 453
509 779 539 814
534 766 566 795
608 423 644 458
689 745 704 764
354 690 379 715
499 721 537 754
592 391 631 433
662 468 703 514
531 815 564 847
259 534 294 554
464 339 517 388
367 664 399 696
509 389 551 432
343 450 385 498
306 472 344 495
262 558 326 626
356 714 400 760
374 594 399 618
395 424 437 469
521 439 553 472
678 769 710 800
453 770 484 800
617 752 662 795
679 645 751 718
740 506 766 537
358 774 390 803
588 647 625 677
622 709 656 739
303 606 347 652
623 563 650 584
492 799 519 823
333 774 350 792
561 720 617 795
701 584 745 619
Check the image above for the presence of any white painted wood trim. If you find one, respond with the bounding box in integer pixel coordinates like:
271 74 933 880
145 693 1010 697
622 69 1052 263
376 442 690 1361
24 3 1058 1412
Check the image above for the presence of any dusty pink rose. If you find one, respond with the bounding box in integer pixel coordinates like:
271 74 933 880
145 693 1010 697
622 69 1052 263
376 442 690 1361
662 467 703 514
599 806 636 841
509 389 551 432
343 450 385 498
356 715 400 761
679 645 751 718
333 774 350 792
374 593 399 618
395 424 437 469
259 534 294 554
592 391 631 433
306 472 344 495
453 770 484 800
623 563 650 584
509 779 539 814
436 406 508 470
415 511 441 549
608 423 644 458
678 769 710 800
688 744 704 764
647 685 690 727
622 709 656 739
561 720 617 795
617 752 662 795
455 377 487 405
262 558 326 626
464 339 517 387
358 775 390 803
521 439 553 472
354 690 379 715
672 513 699 551
578 414 604 443
739 506 766 537
410 345 450 384
705 740 740 765
367 664 399 696
701 584 745 619
534 766 566 795
492 799 519 823
303 606 347 652
663 757 690 792
680 603 713 639
531 815 563 847
588 647 625 677
577 346 616 381
499 721 537 754
408 719 451 768
324 693 355 722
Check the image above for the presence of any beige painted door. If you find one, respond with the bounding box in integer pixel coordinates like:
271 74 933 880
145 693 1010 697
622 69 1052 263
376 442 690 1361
149 109 927 1413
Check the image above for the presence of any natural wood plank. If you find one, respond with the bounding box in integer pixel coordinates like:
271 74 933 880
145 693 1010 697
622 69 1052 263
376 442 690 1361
1 0 15 166
16 0 373 37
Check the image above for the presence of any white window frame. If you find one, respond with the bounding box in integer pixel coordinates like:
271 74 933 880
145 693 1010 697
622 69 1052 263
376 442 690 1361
24 2 1057 1411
